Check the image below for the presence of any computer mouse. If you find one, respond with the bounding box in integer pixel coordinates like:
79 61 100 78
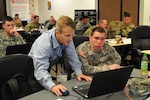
61 90 69 96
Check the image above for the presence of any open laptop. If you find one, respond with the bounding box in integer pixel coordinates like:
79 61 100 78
6 43 32 55
72 65 134 99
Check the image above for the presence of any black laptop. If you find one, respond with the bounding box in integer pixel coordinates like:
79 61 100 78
72 65 134 99
6 43 32 55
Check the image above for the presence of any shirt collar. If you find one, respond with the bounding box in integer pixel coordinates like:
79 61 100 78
51 29 62 49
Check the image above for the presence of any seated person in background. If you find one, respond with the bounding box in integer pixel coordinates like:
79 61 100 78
0 16 26 58
28 15 92 96
76 16 91 30
121 12 135 37
76 27 121 75
118 12 135 65
13 14 23 28
83 18 108 36
25 15 40 32
44 16 56 30
107 12 134 65
107 12 135 38
27 12 35 23
107 21 121 39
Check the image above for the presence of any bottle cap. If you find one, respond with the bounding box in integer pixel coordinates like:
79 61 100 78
143 53 147 57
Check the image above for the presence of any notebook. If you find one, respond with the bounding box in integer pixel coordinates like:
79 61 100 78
6 43 32 55
72 65 134 99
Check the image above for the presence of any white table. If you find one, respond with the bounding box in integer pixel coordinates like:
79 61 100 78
141 50 150 55
106 38 131 47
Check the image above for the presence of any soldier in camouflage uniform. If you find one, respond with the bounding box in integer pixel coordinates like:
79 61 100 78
76 16 91 30
13 14 23 28
107 12 135 38
76 27 121 75
0 16 26 58
83 18 108 37
107 21 121 39
25 15 40 32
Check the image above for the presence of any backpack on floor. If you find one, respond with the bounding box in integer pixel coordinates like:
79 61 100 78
2 73 43 100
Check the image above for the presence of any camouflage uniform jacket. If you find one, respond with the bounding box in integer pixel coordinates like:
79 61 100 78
25 21 40 32
107 21 135 38
0 31 26 58
76 41 121 75
76 21 91 30
119 22 135 37
83 24 107 37
107 21 121 39
13 18 23 27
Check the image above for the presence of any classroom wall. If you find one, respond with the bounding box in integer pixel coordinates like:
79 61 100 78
38 0 96 23
6 0 96 23
6 0 150 25
139 0 150 25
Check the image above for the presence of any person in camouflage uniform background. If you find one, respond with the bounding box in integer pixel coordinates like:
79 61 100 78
107 21 121 39
76 27 121 75
76 16 91 30
83 18 108 37
13 14 23 28
107 12 135 39
25 15 40 32
0 16 26 58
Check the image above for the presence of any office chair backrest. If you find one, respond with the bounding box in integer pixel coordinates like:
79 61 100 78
0 54 34 90
73 35 89 48
131 26 150 50
21 21 27 27
75 29 87 35
0 23 2 29
27 32 42 43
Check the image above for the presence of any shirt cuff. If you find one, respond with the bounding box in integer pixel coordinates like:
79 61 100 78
43 80 56 91
74 68 82 76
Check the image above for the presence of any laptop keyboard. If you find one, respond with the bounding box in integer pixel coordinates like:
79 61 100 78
79 88 89 94
78 84 90 94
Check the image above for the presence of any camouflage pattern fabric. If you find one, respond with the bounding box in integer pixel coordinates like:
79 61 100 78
76 21 91 30
120 22 135 37
128 78 150 96
107 21 135 38
76 41 121 75
13 19 23 27
25 22 40 32
0 30 26 58
107 21 121 39
83 25 107 37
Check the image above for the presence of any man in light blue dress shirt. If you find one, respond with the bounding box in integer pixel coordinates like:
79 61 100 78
28 15 92 96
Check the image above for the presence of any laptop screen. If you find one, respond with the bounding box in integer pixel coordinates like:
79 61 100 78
6 44 32 55
73 65 134 99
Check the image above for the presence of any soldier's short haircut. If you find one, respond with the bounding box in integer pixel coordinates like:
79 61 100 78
2 16 13 24
98 18 107 23
15 14 19 16
91 27 105 36
124 12 131 17
80 16 89 21
33 15 39 19
56 15 76 33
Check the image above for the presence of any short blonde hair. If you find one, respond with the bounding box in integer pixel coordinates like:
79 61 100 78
56 15 75 32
